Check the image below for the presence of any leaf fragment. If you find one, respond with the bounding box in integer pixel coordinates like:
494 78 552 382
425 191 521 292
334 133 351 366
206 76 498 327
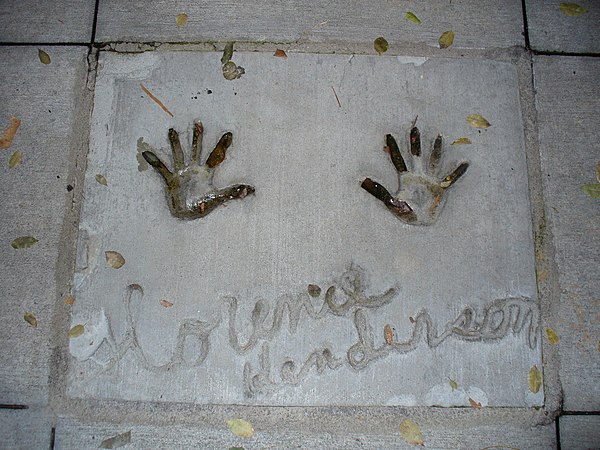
438 31 455 49
24 312 37 328
581 183 600 198
528 365 542 393
469 397 482 410
105 251 125 269
559 3 587 16
449 378 458 391
175 13 188 27
307 284 321 297
274 49 287 58
64 296 75 306
451 137 472 145
227 418 254 438
38 49 51 65
0 116 21 148
99 430 132 449
374 37 389 55
399 419 424 445
221 42 234 64
11 236 38 249
68 324 84 338
160 299 174 308
222 61 245 80
9 150 22 168
95 174 108 186
466 114 491 128
384 324 394 345
405 12 422 25
545 327 559 345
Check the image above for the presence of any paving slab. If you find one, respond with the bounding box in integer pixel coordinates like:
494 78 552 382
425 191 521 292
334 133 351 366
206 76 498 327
533 56 600 411
0 46 89 405
0 409 53 450
68 50 540 407
95 0 524 49
559 415 600 450
526 0 600 53
0 0 95 43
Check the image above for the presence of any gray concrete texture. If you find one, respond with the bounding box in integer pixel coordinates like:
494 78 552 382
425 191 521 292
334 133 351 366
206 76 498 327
534 55 600 412
0 409 53 449
559 415 600 450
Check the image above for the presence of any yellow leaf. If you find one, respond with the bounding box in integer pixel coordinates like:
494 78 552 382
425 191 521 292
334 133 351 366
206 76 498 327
227 418 254 438
160 299 174 308
8 150 22 168
405 12 422 25
24 312 38 328
451 137 472 145
545 327 559 345
175 13 188 27
438 31 455 49
0 116 21 149
68 324 84 338
449 378 458 391
105 251 126 269
559 3 587 16
11 236 38 249
38 49 51 64
374 37 389 55
581 183 600 198
399 419 424 445
96 174 108 186
466 114 491 128
64 296 75 305
528 365 542 393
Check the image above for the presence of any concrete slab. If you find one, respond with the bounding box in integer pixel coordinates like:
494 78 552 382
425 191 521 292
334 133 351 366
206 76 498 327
0 0 95 43
0 46 90 406
69 51 540 407
559 415 600 450
526 0 600 53
533 56 600 411
0 409 53 450
95 0 524 49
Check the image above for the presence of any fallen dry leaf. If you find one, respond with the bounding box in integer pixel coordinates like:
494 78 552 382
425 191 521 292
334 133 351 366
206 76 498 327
449 378 458 391
384 324 394 345
581 183 600 198
274 49 287 58
221 42 234 64
160 299 174 308
438 31 455 49
227 418 254 438
222 61 245 80
140 84 174 118
451 137 472 145
466 114 491 128
469 397 482 410
96 174 108 186
68 324 85 338
38 49 51 64
24 312 38 328
64 296 75 306
8 150 22 168
175 13 188 27
405 12 422 25
307 284 321 297
11 236 38 249
546 327 559 345
0 116 21 149
409 316 415 324
399 419 424 445
105 251 126 269
559 2 587 16
99 430 131 449
374 37 388 55
528 365 542 393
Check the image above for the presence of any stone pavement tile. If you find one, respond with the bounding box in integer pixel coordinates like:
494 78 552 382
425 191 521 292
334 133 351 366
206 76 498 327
0 0 96 43
54 416 556 449
68 51 540 407
559 415 600 450
95 0 524 49
0 46 89 405
526 0 600 53
0 409 53 450
533 56 600 411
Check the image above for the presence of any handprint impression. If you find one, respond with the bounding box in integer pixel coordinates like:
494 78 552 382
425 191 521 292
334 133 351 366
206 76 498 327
361 120 469 225
142 122 255 220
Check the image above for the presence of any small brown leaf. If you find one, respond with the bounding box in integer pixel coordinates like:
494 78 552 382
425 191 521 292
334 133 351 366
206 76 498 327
384 324 394 345
559 3 587 16
0 116 21 148
38 49 51 64
68 324 85 338
160 299 174 308
546 327 559 345
99 430 131 449
64 296 75 306
227 418 254 438
8 150 22 168
399 419 424 445
374 37 389 55
307 284 321 297
105 251 125 269
451 137 472 145
405 12 422 25
466 114 491 128
449 378 458 391
24 312 37 328
409 316 415 324
11 236 38 249
438 31 455 49
274 49 287 58
175 13 188 27
528 365 542 393
96 174 108 186
581 183 600 198
468 397 482 410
